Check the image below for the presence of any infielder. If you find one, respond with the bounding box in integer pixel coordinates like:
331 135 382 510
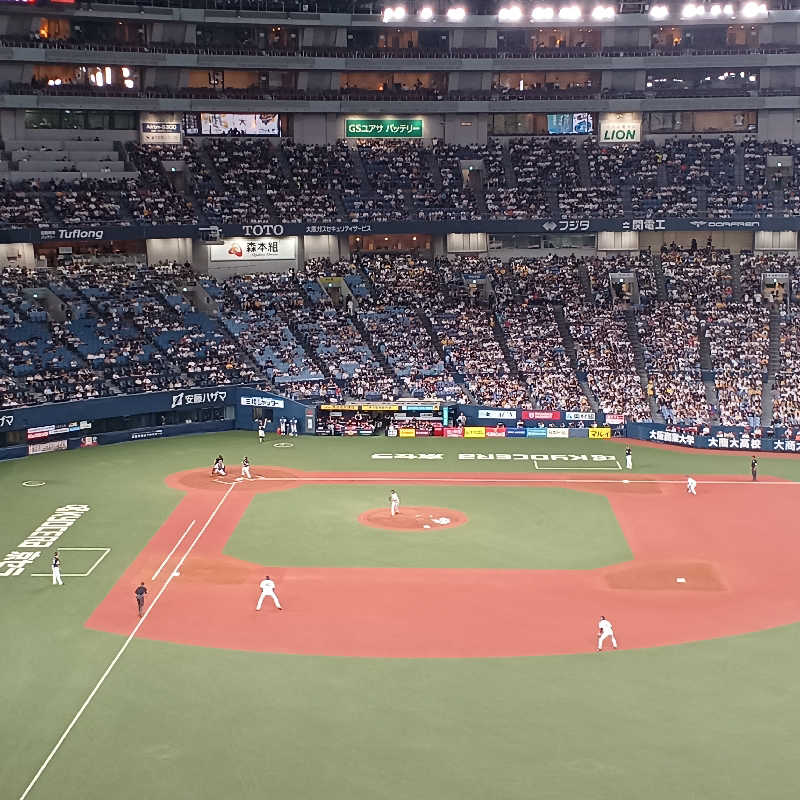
597 616 617 651
256 575 282 611
241 456 252 480
625 447 632 470
258 420 266 444
52 551 63 586
212 455 226 476
389 489 400 516
687 476 697 495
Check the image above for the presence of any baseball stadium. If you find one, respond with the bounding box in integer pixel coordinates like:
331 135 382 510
2 0 800 797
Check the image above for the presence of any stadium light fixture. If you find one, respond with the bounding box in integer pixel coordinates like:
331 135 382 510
591 4 615 19
381 5 406 22
559 5 582 20
681 3 705 17
741 1 767 16
498 5 523 21
446 6 467 21
649 4 669 18
530 6 554 20
723 2 734 12
418 5 434 20
709 3 722 14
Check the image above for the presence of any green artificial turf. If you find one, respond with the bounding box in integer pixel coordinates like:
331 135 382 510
225 484 632 569
0 432 798 800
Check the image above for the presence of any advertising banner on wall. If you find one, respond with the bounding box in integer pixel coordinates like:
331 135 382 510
345 119 423 138
464 426 486 439
140 112 183 145
599 112 642 144
208 237 296 262
200 113 280 136
522 410 561 421
477 409 517 420
546 427 570 438
565 411 596 421
525 428 548 438
588 427 612 439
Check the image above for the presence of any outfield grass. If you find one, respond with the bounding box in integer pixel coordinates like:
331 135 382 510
0 432 798 800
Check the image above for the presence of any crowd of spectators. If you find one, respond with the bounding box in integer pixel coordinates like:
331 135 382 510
7 135 800 225
705 302 768 426
637 303 710 424
567 304 651 419
2 250 799 427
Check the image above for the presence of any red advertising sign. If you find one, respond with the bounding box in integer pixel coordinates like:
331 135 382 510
444 427 464 438
485 426 507 438
605 414 625 426
522 410 561 421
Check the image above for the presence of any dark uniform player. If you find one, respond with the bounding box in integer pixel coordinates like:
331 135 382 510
135 582 147 617
751 456 758 481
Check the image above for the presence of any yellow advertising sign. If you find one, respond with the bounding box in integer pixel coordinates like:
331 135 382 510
361 404 400 412
588 427 612 439
464 426 486 439
399 427 416 438
320 405 360 411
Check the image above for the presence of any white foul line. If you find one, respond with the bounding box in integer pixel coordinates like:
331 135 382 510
18 484 236 800
151 520 195 580
233 475 800 486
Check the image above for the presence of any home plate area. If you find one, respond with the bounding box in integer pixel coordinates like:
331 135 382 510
358 506 469 531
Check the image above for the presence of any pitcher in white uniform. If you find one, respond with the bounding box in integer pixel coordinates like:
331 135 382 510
389 490 400 516
597 616 617 651
256 575 282 611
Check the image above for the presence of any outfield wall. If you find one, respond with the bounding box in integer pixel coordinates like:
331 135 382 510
0 385 313 460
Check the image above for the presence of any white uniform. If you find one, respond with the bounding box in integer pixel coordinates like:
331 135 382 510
242 458 252 479
213 460 226 475
390 491 400 516
687 477 697 495
625 452 633 470
258 424 265 443
290 418 298 437
52 555 63 586
597 618 617 651
256 578 282 610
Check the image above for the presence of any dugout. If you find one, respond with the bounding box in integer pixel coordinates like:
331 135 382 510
315 400 448 436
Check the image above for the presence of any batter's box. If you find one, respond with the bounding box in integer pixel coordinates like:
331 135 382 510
532 457 622 471
30 547 111 577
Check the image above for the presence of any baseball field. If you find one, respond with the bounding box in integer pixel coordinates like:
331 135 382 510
2 432 799 799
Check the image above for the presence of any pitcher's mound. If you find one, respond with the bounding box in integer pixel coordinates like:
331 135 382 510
359 507 468 531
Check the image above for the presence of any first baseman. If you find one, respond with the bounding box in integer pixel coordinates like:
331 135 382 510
241 456 252 480
625 447 632 470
